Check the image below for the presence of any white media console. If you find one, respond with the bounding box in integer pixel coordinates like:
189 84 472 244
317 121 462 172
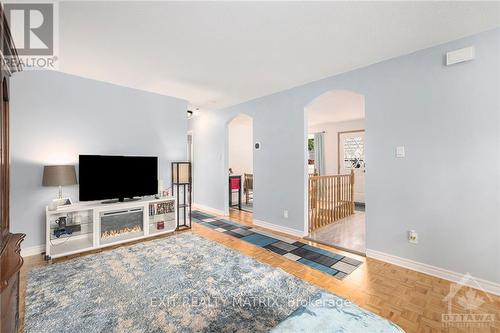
45 196 177 260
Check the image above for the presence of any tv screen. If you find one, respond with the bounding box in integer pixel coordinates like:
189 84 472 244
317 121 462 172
79 155 158 201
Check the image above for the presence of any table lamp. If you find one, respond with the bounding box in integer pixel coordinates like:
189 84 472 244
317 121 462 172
43 165 77 208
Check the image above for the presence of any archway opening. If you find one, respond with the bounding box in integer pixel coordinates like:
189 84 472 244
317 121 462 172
304 90 366 255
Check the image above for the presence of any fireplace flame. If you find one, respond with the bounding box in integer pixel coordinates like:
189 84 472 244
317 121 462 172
101 225 143 239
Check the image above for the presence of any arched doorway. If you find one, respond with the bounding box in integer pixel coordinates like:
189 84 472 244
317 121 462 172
304 90 366 255
225 114 254 216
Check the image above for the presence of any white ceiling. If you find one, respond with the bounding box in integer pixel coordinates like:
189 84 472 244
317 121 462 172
307 90 365 127
57 1 500 110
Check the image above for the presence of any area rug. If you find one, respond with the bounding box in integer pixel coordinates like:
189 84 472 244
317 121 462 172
272 291 404 332
192 210 362 280
25 233 402 333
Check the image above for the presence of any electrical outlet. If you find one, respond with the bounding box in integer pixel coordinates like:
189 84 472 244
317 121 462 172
408 230 418 244
283 210 288 219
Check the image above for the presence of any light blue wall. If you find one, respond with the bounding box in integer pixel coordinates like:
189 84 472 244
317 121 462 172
190 28 499 282
10 71 188 248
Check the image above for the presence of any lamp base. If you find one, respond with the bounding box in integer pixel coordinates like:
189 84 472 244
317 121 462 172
48 197 73 211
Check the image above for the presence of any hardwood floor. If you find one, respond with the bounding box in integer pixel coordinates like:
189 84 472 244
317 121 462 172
19 209 499 333
306 210 366 254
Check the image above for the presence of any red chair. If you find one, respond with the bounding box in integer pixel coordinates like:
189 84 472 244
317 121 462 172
229 175 242 210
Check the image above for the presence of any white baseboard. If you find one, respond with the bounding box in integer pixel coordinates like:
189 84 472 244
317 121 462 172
21 244 44 257
253 219 307 238
192 203 227 216
366 249 500 296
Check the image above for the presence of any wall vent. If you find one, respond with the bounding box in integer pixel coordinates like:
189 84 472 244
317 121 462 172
446 46 475 66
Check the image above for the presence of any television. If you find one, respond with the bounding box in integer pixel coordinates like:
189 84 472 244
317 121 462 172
79 155 158 202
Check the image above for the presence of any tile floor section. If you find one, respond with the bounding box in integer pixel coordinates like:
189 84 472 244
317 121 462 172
192 211 362 280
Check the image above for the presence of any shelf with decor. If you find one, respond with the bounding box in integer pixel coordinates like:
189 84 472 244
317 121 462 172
49 228 93 241
45 208 95 259
148 200 176 235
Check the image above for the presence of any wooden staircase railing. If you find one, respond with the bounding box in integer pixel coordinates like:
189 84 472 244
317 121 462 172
308 170 355 232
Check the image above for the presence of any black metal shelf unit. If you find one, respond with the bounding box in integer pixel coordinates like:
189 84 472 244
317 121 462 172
171 162 192 230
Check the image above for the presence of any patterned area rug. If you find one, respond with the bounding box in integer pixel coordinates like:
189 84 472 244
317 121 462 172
25 233 402 333
192 211 362 279
272 291 405 333
25 233 320 332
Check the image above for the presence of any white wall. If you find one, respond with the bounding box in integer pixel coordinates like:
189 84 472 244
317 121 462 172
228 115 253 176
190 28 500 283
10 71 188 248
308 118 365 176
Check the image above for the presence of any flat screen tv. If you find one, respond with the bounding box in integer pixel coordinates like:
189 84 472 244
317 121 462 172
79 155 158 202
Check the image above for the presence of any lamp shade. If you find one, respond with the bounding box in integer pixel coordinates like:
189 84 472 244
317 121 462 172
171 162 191 185
42 165 77 186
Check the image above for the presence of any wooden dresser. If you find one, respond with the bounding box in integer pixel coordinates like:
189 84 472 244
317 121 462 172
0 5 24 333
